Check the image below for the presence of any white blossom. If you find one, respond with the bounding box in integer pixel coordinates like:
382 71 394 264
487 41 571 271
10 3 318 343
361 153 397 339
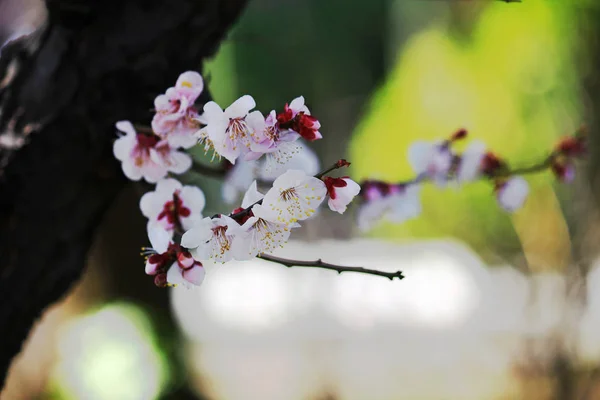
261 169 327 224
140 178 205 233
113 121 191 183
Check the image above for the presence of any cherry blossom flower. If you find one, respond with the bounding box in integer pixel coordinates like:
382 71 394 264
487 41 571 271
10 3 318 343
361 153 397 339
181 215 242 263
408 140 453 185
202 95 264 163
230 182 294 259
140 178 206 233
261 169 327 224
495 177 529 212
113 121 191 183
152 71 204 149
457 141 486 183
247 110 301 167
144 227 205 288
357 182 421 231
324 176 361 214
276 96 322 141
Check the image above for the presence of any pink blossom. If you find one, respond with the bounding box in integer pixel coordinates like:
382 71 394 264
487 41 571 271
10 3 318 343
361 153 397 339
323 176 361 214
408 140 453 185
247 110 301 167
202 95 264 164
357 182 421 231
140 178 206 233
152 71 204 149
113 121 191 183
496 177 529 212
144 227 205 288
276 96 322 141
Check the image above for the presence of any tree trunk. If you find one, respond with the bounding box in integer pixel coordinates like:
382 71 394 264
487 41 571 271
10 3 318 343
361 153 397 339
0 0 248 387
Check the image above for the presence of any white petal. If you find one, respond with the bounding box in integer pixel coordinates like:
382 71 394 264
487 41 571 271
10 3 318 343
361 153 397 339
140 192 162 219
225 95 256 118
115 120 137 136
156 178 183 193
121 160 143 181
407 141 433 174
167 132 198 149
167 151 192 174
241 181 264 208
457 140 486 183
166 264 193 288
289 96 307 113
181 219 212 248
148 226 171 253
180 186 206 214
176 71 204 92
498 176 529 212
202 101 224 123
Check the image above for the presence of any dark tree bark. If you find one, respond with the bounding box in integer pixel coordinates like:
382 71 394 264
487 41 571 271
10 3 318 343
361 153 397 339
0 0 248 388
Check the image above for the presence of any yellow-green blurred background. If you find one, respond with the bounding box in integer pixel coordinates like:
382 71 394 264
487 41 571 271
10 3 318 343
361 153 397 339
5 0 600 399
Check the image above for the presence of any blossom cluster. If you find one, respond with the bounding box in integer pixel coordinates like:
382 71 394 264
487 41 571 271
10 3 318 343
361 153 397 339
113 71 361 288
112 70 586 286
357 128 587 231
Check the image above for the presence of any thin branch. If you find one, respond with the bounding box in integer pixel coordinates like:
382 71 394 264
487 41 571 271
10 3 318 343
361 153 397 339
258 253 404 280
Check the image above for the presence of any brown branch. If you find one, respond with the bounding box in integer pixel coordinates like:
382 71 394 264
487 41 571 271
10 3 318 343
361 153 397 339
258 253 404 280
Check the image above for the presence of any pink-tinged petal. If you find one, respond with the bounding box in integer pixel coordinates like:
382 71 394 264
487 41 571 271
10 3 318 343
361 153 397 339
497 176 529 212
182 265 206 286
145 260 160 275
202 101 224 123
176 71 204 92
113 135 135 161
166 131 197 149
166 264 188 287
167 151 192 174
142 162 169 183
115 120 137 136
153 94 171 112
241 180 264 208
121 161 143 181
148 226 171 253
225 95 256 119
244 151 264 161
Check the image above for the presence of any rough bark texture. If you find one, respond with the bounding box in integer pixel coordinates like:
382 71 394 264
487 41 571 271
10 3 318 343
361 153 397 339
0 0 248 388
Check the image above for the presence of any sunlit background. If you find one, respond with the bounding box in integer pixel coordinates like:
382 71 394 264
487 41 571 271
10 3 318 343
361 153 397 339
3 0 600 399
